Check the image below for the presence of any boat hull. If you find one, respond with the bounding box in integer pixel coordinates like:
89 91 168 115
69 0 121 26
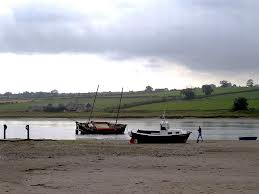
76 122 127 135
131 131 191 143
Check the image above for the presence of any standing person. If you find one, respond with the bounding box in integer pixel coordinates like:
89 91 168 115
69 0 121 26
197 126 203 143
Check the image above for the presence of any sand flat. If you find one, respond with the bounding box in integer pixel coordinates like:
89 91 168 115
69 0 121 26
0 140 259 194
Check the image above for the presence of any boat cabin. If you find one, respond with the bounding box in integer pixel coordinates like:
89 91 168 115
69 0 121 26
160 120 170 130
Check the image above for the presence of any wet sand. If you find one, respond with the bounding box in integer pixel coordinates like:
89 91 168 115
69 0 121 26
1 140 259 194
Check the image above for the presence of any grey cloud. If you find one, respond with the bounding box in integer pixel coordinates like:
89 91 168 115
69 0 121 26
144 58 164 69
0 0 259 73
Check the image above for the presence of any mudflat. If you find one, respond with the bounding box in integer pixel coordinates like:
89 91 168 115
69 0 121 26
0 140 259 194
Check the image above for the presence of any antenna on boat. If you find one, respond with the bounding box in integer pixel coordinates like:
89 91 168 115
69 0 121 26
164 102 168 117
163 103 168 118
115 87 123 124
88 85 99 122
162 92 169 120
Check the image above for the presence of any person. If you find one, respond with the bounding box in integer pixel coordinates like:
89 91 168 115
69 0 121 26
197 126 203 143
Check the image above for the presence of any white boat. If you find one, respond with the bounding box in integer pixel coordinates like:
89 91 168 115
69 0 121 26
129 116 191 143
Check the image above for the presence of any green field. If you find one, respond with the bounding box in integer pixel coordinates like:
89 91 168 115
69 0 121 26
0 87 259 118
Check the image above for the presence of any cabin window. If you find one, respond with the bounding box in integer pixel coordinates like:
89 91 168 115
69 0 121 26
168 132 172 134
160 125 166 130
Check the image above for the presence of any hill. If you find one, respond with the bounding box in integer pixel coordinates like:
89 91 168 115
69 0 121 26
0 87 259 118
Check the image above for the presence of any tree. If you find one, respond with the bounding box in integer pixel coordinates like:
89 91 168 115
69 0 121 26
202 85 214 96
51 89 59 94
246 79 254 87
232 97 248 111
50 89 59 97
181 88 195 99
145 86 153 92
4 92 12 99
22 91 30 98
220 80 232 87
85 103 92 111
209 84 216 88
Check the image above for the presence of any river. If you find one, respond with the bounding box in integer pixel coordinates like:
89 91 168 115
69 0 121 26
0 118 259 140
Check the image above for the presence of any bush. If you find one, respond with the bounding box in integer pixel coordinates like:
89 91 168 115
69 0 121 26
181 88 195 100
202 85 214 95
43 103 66 112
232 97 248 111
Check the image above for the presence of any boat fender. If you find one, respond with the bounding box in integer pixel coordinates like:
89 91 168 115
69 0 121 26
130 138 137 144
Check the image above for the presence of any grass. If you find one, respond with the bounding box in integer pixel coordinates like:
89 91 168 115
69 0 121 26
0 87 259 118
126 92 259 112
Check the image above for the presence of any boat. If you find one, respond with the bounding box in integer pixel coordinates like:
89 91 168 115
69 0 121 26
75 86 127 135
76 121 127 134
128 115 191 143
239 136 257 140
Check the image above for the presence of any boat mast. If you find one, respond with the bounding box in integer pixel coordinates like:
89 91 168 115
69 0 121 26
115 88 123 124
88 85 99 122
163 103 168 119
162 92 168 120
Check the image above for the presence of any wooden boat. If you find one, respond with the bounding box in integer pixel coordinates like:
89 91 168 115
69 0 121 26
239 136 257 140
76 121 126 134
129 116 191 143
75 86 127 135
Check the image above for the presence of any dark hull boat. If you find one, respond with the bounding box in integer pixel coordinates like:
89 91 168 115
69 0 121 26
129 116 191 144
76 121 127 134
75 86 127 135
239 136 257 140
130 130 191 143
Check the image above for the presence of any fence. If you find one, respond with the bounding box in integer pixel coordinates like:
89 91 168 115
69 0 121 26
2 124 30 140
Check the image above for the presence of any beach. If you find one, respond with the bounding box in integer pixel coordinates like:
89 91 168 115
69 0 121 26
1 140 259 194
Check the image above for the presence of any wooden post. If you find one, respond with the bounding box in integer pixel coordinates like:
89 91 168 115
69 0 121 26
26 125 30 140
3 124 7 139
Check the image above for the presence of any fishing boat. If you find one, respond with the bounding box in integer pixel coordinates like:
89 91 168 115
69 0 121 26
75 86 127 135
129 115 191 143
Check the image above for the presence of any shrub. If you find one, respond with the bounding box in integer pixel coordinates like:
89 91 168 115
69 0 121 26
232 97 248 111
202 85 214 95
181 88 195 100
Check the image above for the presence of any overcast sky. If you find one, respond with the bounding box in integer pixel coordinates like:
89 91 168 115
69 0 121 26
0 0 258 93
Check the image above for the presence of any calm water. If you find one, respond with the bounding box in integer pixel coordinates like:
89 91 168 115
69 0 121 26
0 118 259 140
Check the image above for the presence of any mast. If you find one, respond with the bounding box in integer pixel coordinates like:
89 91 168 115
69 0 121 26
163 103 168 119
88 85 99 122
162 92 168 119
115 88 123 124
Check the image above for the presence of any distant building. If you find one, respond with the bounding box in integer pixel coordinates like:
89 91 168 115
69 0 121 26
154 88 169 92
65 102 91 112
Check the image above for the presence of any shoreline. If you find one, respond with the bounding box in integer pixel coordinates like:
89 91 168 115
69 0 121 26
1 140 259 193
1 114 259 119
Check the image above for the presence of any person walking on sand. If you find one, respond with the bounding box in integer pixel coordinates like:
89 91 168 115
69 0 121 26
197 126 203 143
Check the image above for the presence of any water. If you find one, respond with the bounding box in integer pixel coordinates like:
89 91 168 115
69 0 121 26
0 118 259 140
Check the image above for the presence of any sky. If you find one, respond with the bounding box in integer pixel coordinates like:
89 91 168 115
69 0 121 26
0 0 258 93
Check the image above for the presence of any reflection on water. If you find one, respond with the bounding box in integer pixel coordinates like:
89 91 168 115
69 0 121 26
0 118 259 140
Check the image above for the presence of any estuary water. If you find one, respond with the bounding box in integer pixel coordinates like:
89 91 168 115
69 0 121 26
0 118 259 140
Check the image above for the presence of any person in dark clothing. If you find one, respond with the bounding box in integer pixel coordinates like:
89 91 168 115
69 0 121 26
197 126 203 143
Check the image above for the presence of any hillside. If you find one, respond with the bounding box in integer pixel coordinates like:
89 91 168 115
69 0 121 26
0 87 259 118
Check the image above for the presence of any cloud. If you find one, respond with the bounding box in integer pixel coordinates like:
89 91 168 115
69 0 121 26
0 0 259 73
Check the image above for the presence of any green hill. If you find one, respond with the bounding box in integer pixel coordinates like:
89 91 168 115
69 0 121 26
0 87 259 118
